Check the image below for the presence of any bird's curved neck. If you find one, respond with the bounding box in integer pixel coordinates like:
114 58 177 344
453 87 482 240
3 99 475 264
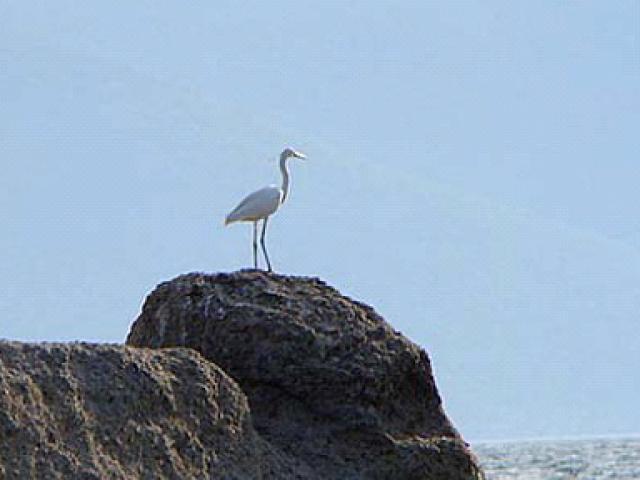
279 156 290 203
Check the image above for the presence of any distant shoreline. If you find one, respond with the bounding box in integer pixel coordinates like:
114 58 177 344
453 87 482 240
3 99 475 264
472 432 640 445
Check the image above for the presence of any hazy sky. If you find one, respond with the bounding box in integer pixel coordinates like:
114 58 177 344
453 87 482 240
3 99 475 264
1 1 639 442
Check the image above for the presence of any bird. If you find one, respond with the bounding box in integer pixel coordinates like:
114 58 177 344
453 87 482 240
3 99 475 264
225 147 307 272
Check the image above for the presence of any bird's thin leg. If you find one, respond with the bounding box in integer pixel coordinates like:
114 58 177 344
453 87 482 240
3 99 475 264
252 221 258 269
260 217 272 272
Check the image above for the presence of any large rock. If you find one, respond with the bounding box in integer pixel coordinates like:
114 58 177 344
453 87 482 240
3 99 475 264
127 270 483 479
0 341 301 479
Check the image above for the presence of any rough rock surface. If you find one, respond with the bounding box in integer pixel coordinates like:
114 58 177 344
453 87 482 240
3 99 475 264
0 341 301 479
127 270 484 479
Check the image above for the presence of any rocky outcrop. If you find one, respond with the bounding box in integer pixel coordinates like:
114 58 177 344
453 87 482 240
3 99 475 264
0 341 303 479
0 271 482 479
127 270 483 479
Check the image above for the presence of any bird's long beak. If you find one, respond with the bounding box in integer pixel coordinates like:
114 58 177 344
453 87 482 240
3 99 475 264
293 150 307 159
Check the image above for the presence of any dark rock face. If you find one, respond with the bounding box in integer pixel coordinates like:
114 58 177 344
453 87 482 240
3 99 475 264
127 270 483 479
0 341 301 479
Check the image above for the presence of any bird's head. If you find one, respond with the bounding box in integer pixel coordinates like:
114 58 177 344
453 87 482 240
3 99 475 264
281 147 307 161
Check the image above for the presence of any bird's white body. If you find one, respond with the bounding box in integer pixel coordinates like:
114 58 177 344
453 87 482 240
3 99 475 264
225 185 283 225
224 147 306 271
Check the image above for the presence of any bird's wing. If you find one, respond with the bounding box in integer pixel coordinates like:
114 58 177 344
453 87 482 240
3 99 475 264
226 186 282 223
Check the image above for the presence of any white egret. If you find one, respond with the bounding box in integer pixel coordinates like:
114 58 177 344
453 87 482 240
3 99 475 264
225 147 307 272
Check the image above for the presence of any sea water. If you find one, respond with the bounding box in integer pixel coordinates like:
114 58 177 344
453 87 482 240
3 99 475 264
475 437 640 479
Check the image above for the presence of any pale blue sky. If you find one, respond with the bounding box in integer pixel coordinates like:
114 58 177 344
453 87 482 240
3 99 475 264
1 1 639 441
